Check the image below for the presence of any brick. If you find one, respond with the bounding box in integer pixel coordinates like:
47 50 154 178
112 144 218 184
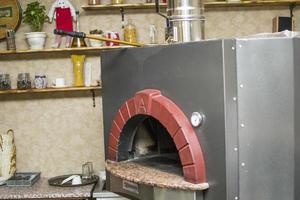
179 145 194 166
127 98 137 117
108 134 119 150
183 164 206 184
110 121 121 139
114 111 125 131
120 103 131 122
108 146 117 161
173 129 188 150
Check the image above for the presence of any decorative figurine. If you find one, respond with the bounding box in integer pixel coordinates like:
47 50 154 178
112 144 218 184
48 0 76 48
0 129 16 180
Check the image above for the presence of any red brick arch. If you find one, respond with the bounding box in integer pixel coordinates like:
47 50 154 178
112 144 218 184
107 89 207 184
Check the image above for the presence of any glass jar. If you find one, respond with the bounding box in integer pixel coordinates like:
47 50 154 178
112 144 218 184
17 73 31 90
124 19 137 43
112 0 124 4
0 74 11 90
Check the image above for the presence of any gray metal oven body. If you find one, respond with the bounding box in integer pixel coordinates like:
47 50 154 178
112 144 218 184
101 38 300 200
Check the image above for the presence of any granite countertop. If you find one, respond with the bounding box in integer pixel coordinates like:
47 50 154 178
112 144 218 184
106 160 209 191
0 177 95 199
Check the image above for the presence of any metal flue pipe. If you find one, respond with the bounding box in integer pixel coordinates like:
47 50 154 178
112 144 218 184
156 0 205 42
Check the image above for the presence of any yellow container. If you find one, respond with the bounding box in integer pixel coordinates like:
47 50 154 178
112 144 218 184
124 19 137 43
71 55 85 87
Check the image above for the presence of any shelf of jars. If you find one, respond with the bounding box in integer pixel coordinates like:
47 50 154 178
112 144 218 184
0 86 101 95
81 0 300 10
0 46 132 57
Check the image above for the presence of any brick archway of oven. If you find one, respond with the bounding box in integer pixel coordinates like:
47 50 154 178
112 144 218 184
107 89 207 184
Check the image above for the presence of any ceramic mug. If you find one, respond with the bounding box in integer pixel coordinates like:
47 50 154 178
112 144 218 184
34 75 47 89
52 78 65 87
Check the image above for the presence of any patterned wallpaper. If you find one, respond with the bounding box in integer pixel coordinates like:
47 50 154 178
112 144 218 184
0 0 299 177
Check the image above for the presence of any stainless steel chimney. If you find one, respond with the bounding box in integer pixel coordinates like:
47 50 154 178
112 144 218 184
156 0 205 42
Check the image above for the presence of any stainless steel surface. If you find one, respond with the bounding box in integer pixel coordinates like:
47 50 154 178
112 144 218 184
154 187 202 200
172 18 205 42
168 0 205 42
157 0 205 42
101 38 300 200
294 38 300 200
236 38 294 200
223 39 239 200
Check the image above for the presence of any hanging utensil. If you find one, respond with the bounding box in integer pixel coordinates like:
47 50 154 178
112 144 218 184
54 29 145 47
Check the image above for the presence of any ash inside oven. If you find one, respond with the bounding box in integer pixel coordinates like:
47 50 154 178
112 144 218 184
118 115 182 176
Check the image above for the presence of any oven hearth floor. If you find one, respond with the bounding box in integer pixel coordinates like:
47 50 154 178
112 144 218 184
130 154 183 176
106 158 209 191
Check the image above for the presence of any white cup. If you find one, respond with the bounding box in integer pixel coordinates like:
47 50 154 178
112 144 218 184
72 175 82 185
52 78 65 87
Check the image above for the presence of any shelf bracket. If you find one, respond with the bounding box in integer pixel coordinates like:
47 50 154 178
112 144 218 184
120 7 125 29
91 89 96 108
289 3 296 19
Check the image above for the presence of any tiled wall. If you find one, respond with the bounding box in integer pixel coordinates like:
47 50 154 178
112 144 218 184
0 0 298 177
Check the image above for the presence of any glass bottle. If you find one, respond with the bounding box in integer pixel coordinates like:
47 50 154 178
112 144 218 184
71 55 85 87
149 24 157 44
71 11 87 48
124 19 137 43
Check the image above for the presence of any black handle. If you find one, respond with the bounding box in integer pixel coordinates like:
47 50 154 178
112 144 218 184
54 29 86 38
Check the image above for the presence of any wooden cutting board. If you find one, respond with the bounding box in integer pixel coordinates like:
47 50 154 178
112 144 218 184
0 0 22 40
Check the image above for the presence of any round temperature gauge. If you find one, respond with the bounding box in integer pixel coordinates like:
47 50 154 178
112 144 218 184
190 112 204 127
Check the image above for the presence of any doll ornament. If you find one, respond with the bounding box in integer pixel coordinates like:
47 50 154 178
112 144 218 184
48 0 76 48
0 129 16 181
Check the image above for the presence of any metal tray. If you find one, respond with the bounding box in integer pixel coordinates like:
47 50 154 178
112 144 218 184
48 174 99 187
6 172 40 187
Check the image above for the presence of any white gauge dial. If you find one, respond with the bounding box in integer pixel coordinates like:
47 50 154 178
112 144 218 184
190 112 203 127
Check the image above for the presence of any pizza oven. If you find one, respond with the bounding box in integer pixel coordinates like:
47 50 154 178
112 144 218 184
101 38 300 200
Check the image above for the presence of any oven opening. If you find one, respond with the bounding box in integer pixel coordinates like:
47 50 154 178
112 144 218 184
118 115 183 176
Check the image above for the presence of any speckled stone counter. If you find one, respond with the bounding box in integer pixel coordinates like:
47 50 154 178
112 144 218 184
106 160 209 191
0 177 95 199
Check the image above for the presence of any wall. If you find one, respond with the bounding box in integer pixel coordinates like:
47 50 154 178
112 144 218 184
0 0 299 177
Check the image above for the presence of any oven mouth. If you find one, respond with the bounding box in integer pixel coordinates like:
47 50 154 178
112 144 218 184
107 89 207 184
117 115 183 177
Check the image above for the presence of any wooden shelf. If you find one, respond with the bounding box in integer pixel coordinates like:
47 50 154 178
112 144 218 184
0 86 101 95
0 46 132 57
205 0 300 8
82 1 300 10
82 3 166 10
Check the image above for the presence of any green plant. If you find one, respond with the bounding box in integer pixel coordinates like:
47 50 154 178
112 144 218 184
23 1 48 32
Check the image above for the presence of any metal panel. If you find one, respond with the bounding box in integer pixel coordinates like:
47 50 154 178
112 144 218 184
236 38 294 200
101 41 227 200
108 172 154 200
154 188 202 200
293 37 300 200
223 39 239 200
